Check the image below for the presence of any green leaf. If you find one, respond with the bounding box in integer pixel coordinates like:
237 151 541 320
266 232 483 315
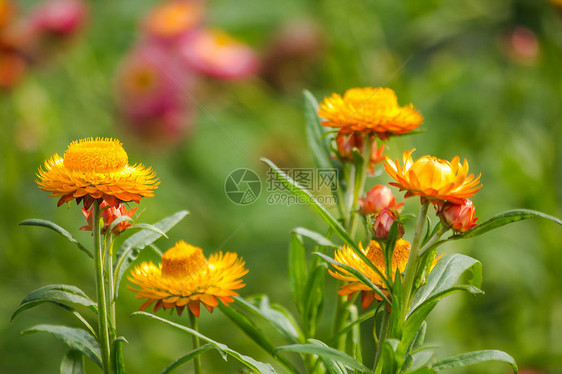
113 210 189 298
160 345 216 374
289 233 308 313
410 254 481 313
303 263 326 338
403 367 436 374
219 302 299 374
22 325 101 368
19 219 92 258
12 284 97 322
432 350 517 373
262 158 390 290
235 295 304 344
111 337 127 374
310 339 348 374
303 90 339 170
132 311 276 374
60 350 85 374
330 309 377 344
458 209 562 239
133 223 169 238
276 339 371 373
315 252 391 306
292 227 337 248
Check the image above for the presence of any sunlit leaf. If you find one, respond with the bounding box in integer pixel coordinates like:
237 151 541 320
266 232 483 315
432 350 517 373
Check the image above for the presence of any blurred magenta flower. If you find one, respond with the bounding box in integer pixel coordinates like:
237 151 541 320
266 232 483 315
178 28 258 80
115 42 195 144
143 0 204 43
30 0 87 36
261 19 325 90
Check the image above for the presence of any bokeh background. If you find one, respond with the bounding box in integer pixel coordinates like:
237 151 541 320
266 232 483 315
1 0 562 373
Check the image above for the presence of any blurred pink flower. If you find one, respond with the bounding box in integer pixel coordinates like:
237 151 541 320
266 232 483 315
143 0 204 43
115 42 195 144
30 0 87 36
178 28 258 80
504 27 539 65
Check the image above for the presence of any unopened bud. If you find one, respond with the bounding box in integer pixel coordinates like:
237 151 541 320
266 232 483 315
359 185 403 216
373 208 404 241
440 199 477 233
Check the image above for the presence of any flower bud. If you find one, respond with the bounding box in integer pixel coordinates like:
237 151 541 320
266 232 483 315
30 0 88 36
335 131 363 161
373 208 404 241
359 185 403 216
81 201 137 235
369 140 385 171
439 199 477 232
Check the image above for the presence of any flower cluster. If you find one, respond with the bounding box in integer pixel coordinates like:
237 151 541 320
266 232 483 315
0 0 87 89
115 0 258 145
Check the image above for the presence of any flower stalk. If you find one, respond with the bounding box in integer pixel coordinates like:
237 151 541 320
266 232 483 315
401 200 429 316
190 311 202 374
93 201 112 373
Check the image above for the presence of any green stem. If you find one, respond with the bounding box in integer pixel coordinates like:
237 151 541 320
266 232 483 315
418 226 449 257
106 235 116 342
401 201 430 317
190 311 202 374
373 309 390 370
93 201 111 373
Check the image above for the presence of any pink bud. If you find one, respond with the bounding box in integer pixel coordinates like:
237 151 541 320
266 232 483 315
373 208 403 241
440 199 478 232
359 185 403 216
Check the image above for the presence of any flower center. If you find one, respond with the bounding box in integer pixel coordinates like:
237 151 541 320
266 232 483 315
161 241 207 279
410 156 453 189
63 138 128 173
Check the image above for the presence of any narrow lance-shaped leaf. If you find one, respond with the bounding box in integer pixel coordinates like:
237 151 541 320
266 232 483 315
19 219 92 258
303 263 326 338
292 227 337 248
303 90 339 170
160 345 217 374
289 233 307 313
262 158 391 289
11 284 97 322
22 325 102 368
113 210 189 298
132 311 277 374
432 350 517 373
219 303 299 374
276 339 371 373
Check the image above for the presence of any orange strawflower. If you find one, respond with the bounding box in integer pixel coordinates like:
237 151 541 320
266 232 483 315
384 149 482 204
318 87 423 139
36 137 159 208
128 241 248 317
329 240 411 309
144 0 203 41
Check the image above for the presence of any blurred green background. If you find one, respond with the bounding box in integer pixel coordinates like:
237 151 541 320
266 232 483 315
2 0 562 373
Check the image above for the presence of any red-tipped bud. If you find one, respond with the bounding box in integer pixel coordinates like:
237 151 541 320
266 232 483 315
369 140 385 171
373 208 404 241
80 202 137 235
359 185 403 216
439 199 478 233
335 131 364 161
